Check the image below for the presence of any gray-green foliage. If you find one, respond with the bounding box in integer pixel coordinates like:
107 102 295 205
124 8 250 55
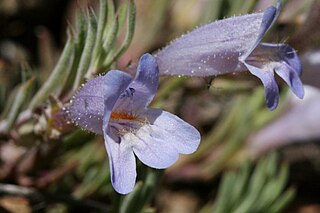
119 169 162 213
0 0 302 212
202 153 295 213
3 76 34 132
28 0 136 109
0 0 136 134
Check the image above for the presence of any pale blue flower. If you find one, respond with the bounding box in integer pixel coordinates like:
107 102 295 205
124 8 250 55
155 0 304 110
249 85 320 154
68 54 200 194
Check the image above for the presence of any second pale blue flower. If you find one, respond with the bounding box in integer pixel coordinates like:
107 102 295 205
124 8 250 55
155 0 304 110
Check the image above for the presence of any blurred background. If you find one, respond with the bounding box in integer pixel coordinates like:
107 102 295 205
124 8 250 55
0 0 320 212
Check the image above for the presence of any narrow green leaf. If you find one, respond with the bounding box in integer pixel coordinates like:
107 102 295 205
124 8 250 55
74 164 110 198
103 11 119 52
85 0 112 79
249 157 268 193
0 86 18 120
269 188 295 213
119 182 143 213
63 11 88 92
105 0 115 32
4 77 34 132
94 0 118 66
98 15 119 66
210 154 294 213
29 33 75 108
134 169 163 212
91 0 108 63
73 10 98 90
265 152 278 177
117 1 129 31
103 0 136 68
234 158 269 213
229 162 250 209
213 171 237 213
255 164 289 211
118 169 161 213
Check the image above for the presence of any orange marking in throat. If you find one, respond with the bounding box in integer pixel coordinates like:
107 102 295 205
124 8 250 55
110 112 138 121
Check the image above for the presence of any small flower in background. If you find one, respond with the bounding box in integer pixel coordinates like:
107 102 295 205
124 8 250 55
155 0 304 110
248 85 320 155
68 54 200 194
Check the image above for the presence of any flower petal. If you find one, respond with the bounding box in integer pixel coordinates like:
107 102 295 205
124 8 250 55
131 108 200 168
105 130 136 194
145 109 201 154
128 126 180 169
271 43 304 98
244 43 304 109
102 70 135 194
68 76 105 134
110 108 200 169
103 70 133 118
114 54 159 112
68 70 133 134
241 0 280 60
155 14 263 76
244 62 279 110
134 53 159 100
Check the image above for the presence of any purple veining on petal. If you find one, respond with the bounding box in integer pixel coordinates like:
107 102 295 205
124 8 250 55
114 53 159 113
119 87 136 99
